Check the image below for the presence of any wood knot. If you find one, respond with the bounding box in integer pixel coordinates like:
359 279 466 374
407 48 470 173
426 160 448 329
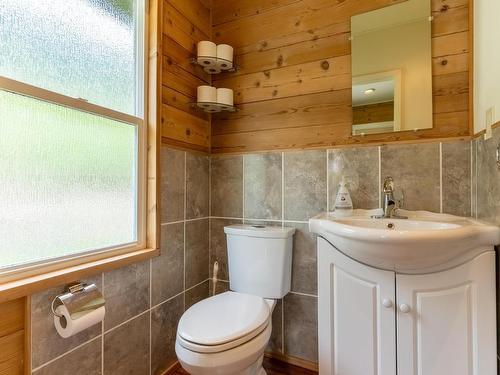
277 55 284 67
295 20 301 27
186 129 191 136
440 4 449 12
272 90 278 97
263 70 271 78
441 59 448 66
261 41 268 48
321 60 330 70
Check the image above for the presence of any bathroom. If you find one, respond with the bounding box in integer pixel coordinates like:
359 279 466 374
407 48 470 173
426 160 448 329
0 0 499 374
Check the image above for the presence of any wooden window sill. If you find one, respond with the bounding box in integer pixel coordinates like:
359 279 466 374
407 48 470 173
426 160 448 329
0 247 159 304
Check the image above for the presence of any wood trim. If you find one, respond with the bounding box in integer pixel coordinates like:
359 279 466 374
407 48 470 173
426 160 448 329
24 297 30 375
162 355 319 375
0 248 159 304
264 352 318 372
162 361 182 374
0 297 25 375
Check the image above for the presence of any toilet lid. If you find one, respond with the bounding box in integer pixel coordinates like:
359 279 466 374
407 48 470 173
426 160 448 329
177 291 270 346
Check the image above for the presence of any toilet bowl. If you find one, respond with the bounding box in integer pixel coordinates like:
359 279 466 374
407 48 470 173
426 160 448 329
175 291 276 375
175 224 295 375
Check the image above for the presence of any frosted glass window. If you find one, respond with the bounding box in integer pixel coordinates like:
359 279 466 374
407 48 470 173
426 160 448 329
0 90 137 270
0 0 138 115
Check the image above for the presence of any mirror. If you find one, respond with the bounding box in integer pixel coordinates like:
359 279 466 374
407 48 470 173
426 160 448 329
351 0 433 136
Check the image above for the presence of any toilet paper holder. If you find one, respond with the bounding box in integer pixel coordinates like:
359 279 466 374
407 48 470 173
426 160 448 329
51 282 105 320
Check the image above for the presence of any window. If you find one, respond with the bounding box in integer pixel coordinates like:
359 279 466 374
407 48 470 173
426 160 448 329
0 0 146 275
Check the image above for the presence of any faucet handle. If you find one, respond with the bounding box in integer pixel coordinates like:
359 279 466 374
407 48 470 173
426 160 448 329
395 189 405 209
383 176 394 193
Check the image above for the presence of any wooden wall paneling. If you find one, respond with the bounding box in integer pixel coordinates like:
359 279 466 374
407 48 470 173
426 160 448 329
212 90 352 135
212 0 301 26
161 104 210 151
169 0 211 36
161 0 212 153
0 298 25 375
211 0 472 154
215 56 351 104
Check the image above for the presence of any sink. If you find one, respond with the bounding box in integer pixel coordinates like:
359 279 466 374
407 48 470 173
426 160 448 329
309 209 500 273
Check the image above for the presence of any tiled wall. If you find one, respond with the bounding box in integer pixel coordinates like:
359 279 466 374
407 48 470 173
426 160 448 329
472 126 500 371
30 147 210 375
29 134 500 373
209 139 473 364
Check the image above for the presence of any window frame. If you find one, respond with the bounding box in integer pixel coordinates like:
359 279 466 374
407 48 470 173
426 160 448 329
0 0 152 283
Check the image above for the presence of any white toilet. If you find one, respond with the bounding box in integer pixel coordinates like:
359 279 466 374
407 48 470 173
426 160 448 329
175 224 295 375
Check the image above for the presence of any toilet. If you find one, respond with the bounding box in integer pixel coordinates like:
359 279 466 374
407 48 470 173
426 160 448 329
175 224 295 375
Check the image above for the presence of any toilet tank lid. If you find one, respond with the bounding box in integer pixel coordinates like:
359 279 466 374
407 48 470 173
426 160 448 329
224 224 295 238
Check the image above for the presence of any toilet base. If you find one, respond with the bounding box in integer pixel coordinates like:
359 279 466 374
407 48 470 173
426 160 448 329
176 324 272 375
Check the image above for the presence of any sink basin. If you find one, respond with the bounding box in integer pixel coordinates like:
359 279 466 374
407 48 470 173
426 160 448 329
309 209 500 273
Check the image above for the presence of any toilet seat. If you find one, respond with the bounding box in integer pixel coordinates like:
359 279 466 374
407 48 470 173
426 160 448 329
177 291 271 354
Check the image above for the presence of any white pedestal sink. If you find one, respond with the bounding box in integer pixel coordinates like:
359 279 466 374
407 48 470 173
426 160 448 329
309 208 500 273
310 209 500 375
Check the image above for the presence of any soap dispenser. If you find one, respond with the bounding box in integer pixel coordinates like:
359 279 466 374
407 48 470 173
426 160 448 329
334 176 353 214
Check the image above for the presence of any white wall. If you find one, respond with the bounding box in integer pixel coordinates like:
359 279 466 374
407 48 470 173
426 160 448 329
352 20 433 131
474 0 500 134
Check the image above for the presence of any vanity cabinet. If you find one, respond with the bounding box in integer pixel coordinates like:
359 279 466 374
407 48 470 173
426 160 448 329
317 237 497 375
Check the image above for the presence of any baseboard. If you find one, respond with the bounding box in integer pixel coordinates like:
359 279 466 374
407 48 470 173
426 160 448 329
162 361 182 375
163 353 319 374
264 352 319 372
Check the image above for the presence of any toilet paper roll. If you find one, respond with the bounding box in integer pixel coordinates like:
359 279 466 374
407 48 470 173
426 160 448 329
204 66 221 74
216 88 234 106
54 305 105 338
216 44 234 70
197 41 217 67
197 85 217 104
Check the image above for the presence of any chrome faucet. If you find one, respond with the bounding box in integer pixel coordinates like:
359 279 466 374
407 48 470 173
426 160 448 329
382 176 407 219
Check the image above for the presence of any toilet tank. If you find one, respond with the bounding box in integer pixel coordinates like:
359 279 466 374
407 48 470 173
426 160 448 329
223 224 295 299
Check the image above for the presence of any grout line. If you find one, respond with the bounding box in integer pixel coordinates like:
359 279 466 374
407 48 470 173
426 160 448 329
209 216 308 224
289 291 318 298
326 149 329 212
183 152 187 310
439 143 443 213
209 156 212 282
242 155 245 220
160 217 208 226
151 279 210 311
160 219 184 226
33 335 102 373
475 140 478 220
104 309 150 335
470 140 474 217
282 152 285 220
378 146 382 208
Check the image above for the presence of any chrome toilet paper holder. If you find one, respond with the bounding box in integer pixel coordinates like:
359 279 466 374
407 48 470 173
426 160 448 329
51 282 105 320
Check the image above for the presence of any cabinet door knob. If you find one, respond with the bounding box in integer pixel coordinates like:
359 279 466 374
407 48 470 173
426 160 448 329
382 298 393 308
399 303 411 313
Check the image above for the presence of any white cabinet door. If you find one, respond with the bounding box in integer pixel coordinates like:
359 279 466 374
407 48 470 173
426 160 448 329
396 251 497 375
318 238 396 375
